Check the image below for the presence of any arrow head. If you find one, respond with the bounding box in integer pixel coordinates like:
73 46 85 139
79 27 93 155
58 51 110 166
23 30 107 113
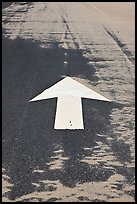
29 77 111 102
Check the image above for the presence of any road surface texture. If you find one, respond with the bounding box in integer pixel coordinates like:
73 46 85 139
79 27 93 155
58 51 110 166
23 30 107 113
2 2 135 202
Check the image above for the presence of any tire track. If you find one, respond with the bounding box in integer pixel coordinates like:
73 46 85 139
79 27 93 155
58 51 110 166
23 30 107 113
61 15 80 49
104 27 135 64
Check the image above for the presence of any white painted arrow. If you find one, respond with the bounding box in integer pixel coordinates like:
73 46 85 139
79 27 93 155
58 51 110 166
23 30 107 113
29 77 111 129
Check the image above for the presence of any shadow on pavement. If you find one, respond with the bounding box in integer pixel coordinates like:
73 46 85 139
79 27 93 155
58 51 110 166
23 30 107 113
2 37 132 200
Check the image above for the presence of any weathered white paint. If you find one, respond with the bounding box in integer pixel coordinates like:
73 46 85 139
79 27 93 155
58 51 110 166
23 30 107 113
29 77 111 129
54 96 84 129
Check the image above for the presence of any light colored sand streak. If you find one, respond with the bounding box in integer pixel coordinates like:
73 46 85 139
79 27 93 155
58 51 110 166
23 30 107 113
13 175 134 202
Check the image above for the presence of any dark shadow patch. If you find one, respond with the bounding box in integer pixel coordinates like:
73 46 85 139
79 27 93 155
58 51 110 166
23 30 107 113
111 140 131 163
2 2 13 9
65 49 97 81
46 197 60 202
78 196 90 201
2 36 129 200
115 166 135 185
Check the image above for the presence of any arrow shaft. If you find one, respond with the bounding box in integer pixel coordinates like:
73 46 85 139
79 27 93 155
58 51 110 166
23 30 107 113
54 96 84 129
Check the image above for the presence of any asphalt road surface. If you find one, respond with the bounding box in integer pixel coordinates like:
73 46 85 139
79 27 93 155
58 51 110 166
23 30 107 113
2 2 135 202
